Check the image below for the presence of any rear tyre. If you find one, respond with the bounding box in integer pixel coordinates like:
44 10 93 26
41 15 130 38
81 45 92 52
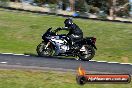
36 42 53 57
78 45 95 61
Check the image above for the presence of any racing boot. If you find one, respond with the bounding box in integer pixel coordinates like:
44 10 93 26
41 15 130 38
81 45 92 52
69 42 79 50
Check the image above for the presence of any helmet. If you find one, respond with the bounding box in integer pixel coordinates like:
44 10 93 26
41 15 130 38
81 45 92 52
64 18 73 27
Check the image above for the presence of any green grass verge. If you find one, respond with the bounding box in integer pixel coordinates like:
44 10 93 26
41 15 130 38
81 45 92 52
0 8 132 63
0 70 131 88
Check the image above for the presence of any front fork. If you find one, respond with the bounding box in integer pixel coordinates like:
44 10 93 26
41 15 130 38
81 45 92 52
45 42 50 49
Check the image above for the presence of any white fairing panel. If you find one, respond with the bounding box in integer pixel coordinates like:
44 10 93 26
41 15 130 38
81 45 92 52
51 39 65 44
51 37 69 53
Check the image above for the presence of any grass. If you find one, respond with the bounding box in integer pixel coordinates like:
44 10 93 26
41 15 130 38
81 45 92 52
0 69 131 88
0 8 132 63
0 8 132 88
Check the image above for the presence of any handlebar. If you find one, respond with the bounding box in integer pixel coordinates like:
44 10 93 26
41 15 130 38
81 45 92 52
45 27 67 36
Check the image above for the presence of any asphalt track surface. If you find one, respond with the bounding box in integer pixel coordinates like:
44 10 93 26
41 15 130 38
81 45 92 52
0 54 132 74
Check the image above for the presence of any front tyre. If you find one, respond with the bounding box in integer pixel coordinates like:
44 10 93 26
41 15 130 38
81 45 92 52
78 45 95 61
36 42 53 57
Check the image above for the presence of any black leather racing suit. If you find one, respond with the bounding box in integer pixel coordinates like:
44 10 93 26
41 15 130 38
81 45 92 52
55 23 83 45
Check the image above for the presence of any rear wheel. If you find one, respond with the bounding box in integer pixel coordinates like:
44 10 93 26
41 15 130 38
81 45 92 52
36 42 53 57
78 45 95 61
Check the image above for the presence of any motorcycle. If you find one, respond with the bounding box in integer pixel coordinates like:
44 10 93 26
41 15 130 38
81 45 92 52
36 28 97 61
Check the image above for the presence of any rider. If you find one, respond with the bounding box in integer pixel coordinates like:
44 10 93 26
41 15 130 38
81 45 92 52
54 18 83 50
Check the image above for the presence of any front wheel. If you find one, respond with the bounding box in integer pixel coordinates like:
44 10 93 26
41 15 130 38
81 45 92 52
78 45 95 61
36 42 53 57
